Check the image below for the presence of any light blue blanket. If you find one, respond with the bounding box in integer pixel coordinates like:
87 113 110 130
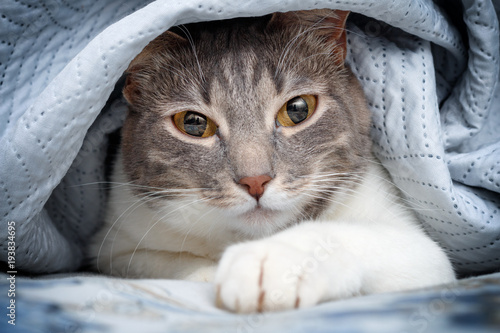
0 0 499 276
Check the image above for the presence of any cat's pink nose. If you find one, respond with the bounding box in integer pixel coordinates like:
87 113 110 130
239 175 273 200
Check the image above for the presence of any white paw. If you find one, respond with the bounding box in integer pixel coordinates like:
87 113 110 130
214 239 359 313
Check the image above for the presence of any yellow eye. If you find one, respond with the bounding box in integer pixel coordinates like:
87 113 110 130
173 111 217 138
276 95 317 127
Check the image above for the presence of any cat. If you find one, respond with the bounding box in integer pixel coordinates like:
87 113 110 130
89 9 456 313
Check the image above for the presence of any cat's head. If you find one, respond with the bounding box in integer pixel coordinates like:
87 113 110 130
120 10 371 238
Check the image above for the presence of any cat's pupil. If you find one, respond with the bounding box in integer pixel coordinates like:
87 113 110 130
286 97 309 124
184 111 207 137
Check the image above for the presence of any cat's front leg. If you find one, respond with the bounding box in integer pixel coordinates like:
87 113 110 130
215 221 455 313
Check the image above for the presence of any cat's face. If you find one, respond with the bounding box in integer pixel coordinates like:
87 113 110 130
120 10 371 238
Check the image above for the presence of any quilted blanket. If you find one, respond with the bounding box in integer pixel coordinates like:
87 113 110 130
0 0 499 276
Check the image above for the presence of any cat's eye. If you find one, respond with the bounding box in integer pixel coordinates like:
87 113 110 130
173 111 217 138
276 95 317 127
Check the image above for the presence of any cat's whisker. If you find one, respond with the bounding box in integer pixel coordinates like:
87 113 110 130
305 171 392 184
305 177 363 185
306 176 411 206
304 177 363 185
198 205 220 239
135 189 207 201
178 203 219 255
76 180 210 193
304 186 367 205
317 159 436 213
125 196 214 276
302 187 406 222
304 178 365 188
322 180 435 214
289 200 313 223
300 191 353 212
99 189 193 270
299 171 366 178
306 183 360 192
69 180 138 190
98 186 205 274
97 190 165 274
307 178 439 218
124 197 216 276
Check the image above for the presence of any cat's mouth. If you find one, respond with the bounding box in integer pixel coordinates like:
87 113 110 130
234 202 300 238
241 206 278 224
243 204 274 216
238 199 295 229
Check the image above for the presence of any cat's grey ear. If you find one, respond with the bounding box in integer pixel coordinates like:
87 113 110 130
123 31 187 104
268 9 350 65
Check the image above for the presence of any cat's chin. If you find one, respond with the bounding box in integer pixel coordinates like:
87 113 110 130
231 205 296 238
241 206 277 223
